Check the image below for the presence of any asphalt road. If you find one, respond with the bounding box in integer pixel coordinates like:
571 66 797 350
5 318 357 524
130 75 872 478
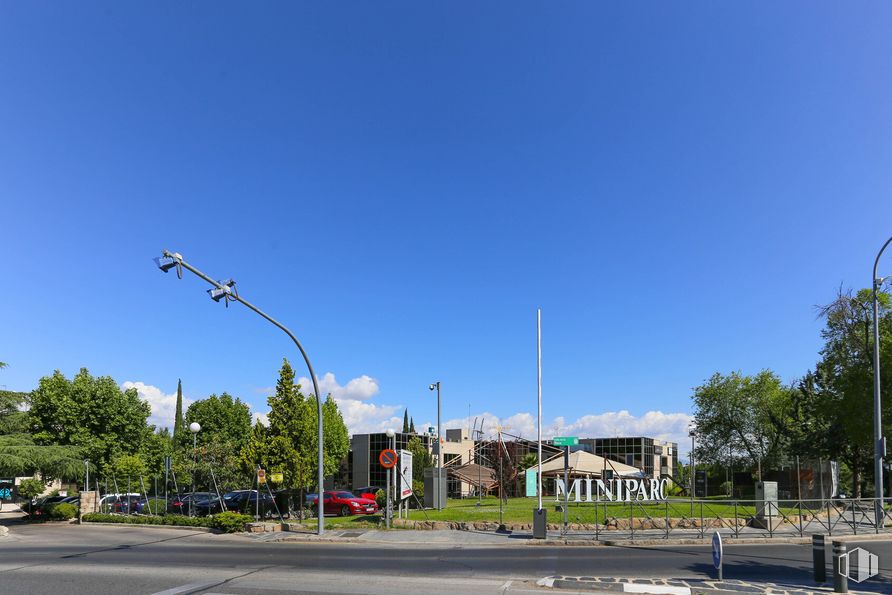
3 524 892 594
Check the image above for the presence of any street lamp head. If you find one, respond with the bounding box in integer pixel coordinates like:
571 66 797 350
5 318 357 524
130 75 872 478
189 422 201 433
429 382 438 391
154 252 183 279
208 279 237 305
385 428 395 438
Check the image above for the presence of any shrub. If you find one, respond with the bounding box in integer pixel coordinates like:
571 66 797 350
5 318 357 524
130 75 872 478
46 502 78 520
142 499 167 514
83 513 211 527
375 489 386 509
207 511 252 533
82 511 251 533
720 481 732 497
412 480 424 504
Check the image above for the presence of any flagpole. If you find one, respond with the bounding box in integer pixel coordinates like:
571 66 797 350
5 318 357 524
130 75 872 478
537 308 543 511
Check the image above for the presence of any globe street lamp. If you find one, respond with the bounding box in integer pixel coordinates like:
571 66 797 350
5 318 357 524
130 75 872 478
429 381 443 510
189 422 201 517
156 250 327 534
872 235 892 526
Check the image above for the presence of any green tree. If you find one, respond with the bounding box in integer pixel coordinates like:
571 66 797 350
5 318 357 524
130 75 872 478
28 368 152 476
691 370 791 479
409 417 415 434
140 428 173 478
321 394 349 477
183 393 252 451
807 289 892 497
403 409 409 433
407 436 432 482
173 379 184 440
18 477 46 515
1 389 83 481
242 359 313 489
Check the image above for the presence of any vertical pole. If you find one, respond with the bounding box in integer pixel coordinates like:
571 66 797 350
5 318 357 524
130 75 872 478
820 458 825 508
690 433 695 516
537 308 543 512
729 444 733 498
386 467 391 529
813 534 826 583
797 455 802 500
563 446 570 532
191 432 196 518
436 382 442 510
164 458 169 511
833 540 848 593
872 255 888 529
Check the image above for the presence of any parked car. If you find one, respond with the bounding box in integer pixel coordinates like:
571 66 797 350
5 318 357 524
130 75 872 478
309 491 378 517
223 490 277 518
168 492 217 515
352 486 384 501
192 494 225 516
113 495 143 514
98 493 141 513
273 489 314 519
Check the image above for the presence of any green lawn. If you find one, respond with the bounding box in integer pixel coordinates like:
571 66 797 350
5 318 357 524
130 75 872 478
401 496 804 525
294 496 817 529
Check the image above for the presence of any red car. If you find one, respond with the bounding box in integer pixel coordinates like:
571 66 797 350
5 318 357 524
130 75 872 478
311 491 379 517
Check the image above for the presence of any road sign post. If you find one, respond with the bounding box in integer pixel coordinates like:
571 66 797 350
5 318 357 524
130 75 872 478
380 450 398 529
712 530 723 581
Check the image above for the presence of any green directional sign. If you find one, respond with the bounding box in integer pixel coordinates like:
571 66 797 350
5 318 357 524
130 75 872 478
553 436 578 446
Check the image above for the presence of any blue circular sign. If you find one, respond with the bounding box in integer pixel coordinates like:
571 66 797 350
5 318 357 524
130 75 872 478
712 531 723 569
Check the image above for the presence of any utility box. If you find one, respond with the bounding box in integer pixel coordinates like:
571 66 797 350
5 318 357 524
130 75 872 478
424 468 447 510
750 481 781 529
533 508 547 539
756 481 778 518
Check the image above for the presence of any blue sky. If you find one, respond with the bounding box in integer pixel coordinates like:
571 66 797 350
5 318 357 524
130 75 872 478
2 2 891 450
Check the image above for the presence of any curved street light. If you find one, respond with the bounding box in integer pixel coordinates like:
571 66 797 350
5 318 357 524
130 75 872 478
873 236 892 527
155 250 327 534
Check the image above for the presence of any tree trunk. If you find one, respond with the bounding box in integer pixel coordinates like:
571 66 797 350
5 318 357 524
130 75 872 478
852 453 863 498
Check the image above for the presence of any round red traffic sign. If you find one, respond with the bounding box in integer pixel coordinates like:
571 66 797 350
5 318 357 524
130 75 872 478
379 449 398 469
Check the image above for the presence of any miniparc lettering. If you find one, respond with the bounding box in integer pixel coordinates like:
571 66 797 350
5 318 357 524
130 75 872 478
555 478 670 502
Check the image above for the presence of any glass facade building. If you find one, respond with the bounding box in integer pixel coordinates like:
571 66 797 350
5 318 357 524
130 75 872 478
580 437 678 478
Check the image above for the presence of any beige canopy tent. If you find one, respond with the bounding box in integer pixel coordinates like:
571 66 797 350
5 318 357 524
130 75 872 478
538 450 643 478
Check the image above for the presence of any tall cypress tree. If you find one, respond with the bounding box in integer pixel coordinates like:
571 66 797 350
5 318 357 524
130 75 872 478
173 379 184 438
409 417 415 434
402 408 409 433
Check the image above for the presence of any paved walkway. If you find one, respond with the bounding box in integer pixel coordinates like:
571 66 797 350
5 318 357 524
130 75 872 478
539 576 886 595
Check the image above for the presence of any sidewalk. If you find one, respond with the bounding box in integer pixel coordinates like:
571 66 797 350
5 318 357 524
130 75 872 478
538 576 887 595
276 527 892 548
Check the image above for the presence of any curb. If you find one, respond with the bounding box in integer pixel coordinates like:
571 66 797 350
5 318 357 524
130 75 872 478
81 522 219 533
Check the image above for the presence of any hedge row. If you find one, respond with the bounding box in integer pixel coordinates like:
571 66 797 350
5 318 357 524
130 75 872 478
82 511 253 533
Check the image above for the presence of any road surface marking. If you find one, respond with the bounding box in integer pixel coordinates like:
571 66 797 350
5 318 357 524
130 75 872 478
151 581 227 595
623 585 691 595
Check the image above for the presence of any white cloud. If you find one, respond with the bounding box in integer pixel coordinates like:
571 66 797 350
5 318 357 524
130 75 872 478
295 372 399 435
252 411 269 427
297 372 380 401
122 381 192 431
432 409 693 448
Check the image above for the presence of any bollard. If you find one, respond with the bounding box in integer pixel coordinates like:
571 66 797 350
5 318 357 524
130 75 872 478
812 534 826 583
832 540 848 593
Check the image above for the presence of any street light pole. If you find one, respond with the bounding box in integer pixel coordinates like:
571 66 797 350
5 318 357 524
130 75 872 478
872 235 892 526
156 250 327 534
190 422 200 517
429 381 442 509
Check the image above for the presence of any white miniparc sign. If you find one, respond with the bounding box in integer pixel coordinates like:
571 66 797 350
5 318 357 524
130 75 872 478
555 477 670 502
